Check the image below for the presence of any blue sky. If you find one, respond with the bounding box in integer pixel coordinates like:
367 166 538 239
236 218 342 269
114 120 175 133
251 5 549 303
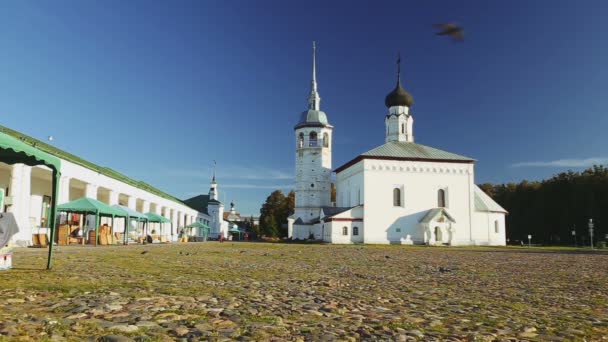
1 1 607 215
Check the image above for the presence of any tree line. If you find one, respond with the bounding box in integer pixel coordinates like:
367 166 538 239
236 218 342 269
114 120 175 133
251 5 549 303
258 190 294 238
479 165 608 246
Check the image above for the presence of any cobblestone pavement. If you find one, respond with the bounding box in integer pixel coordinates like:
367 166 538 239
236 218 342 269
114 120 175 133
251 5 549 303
1 243 607 341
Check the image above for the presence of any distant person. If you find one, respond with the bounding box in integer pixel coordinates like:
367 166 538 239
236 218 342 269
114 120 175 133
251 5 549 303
244 233 249 241
219 234 224 243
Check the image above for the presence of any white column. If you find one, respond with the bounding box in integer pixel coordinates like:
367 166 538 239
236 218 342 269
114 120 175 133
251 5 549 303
85 183 98 199
8 164 33 244
58 176 71 204
127 196 136 210
154 204 161 214
177 211 182 228
142 200 150 214
108 190 119 206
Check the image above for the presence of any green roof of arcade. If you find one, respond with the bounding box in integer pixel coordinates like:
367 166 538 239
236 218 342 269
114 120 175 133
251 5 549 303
0 124 189 208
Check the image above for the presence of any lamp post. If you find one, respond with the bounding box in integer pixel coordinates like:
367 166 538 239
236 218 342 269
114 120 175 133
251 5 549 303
572 227 577 247
588 219 594 249
527 234 532 248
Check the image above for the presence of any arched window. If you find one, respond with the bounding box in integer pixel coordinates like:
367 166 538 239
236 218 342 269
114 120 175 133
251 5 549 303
438 189 446 207
401 123 405 134
298 133 304 148
323 132 329 147
342 226 348 236
393 188 401 207
353 226 359 236
494 220 499 233
309 132 318 147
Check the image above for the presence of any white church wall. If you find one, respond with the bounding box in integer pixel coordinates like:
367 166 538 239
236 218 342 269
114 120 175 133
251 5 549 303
472 211 507 246
358 159 475 244
335 161 364 208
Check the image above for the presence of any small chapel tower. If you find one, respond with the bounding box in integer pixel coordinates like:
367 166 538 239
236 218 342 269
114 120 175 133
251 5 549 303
207 169 225 238
293 42 333 224
385 54 414 143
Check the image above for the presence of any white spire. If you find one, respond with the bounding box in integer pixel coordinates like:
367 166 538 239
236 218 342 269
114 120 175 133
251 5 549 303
308 41 321 110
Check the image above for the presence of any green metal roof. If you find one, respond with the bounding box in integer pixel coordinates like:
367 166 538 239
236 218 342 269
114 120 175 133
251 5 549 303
335 141 474 173
0 125 188 208
362 141 474 161
183 194 210 214
58 197 127 217
474 185 507 213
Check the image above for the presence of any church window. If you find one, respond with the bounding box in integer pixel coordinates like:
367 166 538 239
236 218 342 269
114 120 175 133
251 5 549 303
393 188 401 207
353 226 359 236
323 133 329 147
494 220 499 233
395 227 401 232
342 226 348 235
438 189 446 207
401 123 404 134
310 184 314 188
298 133 304 148
309 132 318 147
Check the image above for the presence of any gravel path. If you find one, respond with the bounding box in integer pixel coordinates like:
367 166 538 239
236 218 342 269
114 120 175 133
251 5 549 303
1 243 607 341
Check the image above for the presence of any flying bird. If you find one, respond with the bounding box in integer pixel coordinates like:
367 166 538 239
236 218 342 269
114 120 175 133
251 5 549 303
433 23 464 41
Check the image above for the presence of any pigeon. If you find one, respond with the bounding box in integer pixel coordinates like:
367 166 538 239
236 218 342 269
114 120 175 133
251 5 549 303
433 23 464 41
384 255 390 259
141 251 148 255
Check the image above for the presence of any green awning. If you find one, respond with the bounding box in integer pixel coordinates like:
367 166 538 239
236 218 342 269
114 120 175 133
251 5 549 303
187 221 210 230
58 197 127 217
0 131 62 270
145 212 171 223
0 131 61 171
112 205 148 220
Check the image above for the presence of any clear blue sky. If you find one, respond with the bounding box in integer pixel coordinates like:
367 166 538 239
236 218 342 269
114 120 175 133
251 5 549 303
1 1 607 216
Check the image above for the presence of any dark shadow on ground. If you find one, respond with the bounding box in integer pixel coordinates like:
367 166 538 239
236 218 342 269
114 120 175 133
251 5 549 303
449 247 608 256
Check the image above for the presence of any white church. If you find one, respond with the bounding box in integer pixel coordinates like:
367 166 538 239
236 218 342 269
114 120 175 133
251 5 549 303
287 44 507 246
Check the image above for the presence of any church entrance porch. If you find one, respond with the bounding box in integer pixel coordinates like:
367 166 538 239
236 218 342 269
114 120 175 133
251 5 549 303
419 208 456 246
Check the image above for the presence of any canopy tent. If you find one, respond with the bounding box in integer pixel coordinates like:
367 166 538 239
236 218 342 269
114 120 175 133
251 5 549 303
57 197 127 246
229 224 244 240
0 131 61 269
145 212 171 223
145 212 172 241
186 221 210 241
112 205 148 245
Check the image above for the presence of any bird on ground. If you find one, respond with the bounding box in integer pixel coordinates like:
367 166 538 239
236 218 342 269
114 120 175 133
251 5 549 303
141 251 148 255
433 23 464 41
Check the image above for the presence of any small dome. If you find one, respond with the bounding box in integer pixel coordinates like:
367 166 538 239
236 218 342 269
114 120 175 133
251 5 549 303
295 109 329 128
385 82 413 108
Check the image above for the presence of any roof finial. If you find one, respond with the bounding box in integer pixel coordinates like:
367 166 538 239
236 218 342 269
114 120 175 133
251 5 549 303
396 52 402 86
212 160 217 183
308 41 321 110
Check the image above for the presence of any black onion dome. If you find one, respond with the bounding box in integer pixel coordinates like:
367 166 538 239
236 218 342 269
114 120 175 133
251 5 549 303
385 81 414 108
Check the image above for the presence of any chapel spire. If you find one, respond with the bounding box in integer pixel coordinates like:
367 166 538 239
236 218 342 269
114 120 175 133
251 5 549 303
308 41 321 111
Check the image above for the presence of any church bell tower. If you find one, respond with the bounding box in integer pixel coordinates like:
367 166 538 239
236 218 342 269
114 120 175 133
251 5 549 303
293 42 333 224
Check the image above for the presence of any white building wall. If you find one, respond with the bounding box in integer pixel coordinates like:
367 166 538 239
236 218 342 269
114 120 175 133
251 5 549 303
472 211 507 246
347 159 475 245
4 156 198 245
